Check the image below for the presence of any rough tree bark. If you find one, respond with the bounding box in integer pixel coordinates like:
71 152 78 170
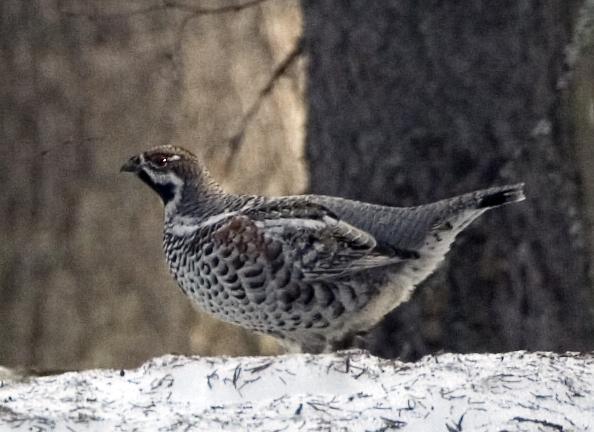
303 0 594 359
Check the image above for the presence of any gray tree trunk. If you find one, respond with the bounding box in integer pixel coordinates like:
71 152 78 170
303 0 594 359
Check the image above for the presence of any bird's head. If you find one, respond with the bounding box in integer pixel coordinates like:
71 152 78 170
121 146 219 210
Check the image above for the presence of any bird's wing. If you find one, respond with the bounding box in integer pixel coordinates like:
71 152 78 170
306 184 525 251
211 200 418 281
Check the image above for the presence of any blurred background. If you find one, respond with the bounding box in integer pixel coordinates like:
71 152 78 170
2 0 594 371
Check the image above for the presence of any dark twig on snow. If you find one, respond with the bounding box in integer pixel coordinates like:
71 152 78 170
149 374 174 391
206 370 219 390
445 412 466 432
245 361 273 374
237 376 262 392
379 417 407 430
512 416 565 431
232 365 242 388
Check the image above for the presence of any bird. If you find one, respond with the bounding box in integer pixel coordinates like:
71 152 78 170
121 145 525 353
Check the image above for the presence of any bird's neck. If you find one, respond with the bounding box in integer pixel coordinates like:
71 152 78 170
163 177 234 231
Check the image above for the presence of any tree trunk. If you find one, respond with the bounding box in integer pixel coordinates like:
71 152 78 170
0 0 304 369
303 0 594 359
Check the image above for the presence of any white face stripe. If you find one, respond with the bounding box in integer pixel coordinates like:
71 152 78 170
199 211 238 228
166 211 239 236
168 213 328 238
141 167 183 189
167 218 201 236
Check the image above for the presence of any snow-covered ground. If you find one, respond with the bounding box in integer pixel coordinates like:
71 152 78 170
0 351 592 431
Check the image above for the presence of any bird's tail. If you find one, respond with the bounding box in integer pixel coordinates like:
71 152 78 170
475 183 525 209
431 183 525 227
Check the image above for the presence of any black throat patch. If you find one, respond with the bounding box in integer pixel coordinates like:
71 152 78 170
138 170 176 204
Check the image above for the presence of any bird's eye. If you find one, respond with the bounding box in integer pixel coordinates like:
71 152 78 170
153 156 168 168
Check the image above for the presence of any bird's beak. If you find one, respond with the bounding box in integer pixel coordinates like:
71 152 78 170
120 155 141 173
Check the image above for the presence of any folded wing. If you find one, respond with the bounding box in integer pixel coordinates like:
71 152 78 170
212 199 419 282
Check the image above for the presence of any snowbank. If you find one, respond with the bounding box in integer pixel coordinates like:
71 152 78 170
0 351 592 431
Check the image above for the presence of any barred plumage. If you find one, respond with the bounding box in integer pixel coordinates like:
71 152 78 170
122 146 525 353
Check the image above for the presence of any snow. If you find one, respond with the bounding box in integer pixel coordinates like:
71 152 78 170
0 351 593 431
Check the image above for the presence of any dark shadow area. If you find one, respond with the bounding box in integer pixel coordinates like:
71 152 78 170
302 0 594 360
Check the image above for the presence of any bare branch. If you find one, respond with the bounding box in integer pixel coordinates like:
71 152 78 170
224 37 304 172
169 0 278 15
60 0 300 174
61 0 278 19
17 137 102 164
61 3 163 18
